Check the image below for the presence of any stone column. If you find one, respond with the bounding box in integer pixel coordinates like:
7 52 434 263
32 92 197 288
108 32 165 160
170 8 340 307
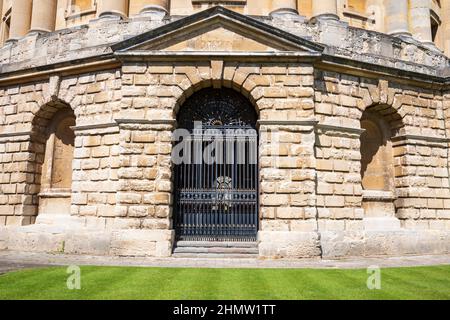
443 0 450 56
312 0 339 20
7 0 32 41
97 0 129 19
271 0 298 15
138 0 169 16
29 0 57 34
385 0 411 37
409 0 433 45
0 0 3 45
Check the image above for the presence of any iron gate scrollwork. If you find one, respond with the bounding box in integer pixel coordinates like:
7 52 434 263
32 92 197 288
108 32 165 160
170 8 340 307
174 88 259 241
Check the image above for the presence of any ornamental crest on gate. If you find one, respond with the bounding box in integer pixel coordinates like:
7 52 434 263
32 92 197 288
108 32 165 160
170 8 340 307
214 176 233 211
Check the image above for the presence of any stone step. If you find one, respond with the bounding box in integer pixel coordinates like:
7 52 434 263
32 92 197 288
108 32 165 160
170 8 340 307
175 241 258 248
172 253 258 259
173 246 259 255
172 241 259 258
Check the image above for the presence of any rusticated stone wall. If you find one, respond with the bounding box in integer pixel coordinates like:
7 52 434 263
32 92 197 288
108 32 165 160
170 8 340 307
0 80 49 226
116 61 321 257
1 61 448 259
314 71 450 231
1 60 450 257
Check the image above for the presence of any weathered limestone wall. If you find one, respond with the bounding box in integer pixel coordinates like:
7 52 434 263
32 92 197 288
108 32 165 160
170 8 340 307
314 71 450 257
0 59 325 257
0 60 450 257
0 70 124 227
443 87 450 230
0 80 50 226
0 17 166 69
118 60 321 258
267 16 447 76
315 72 450 222
256 64 319 258
0 66 175 256
65 70 122 220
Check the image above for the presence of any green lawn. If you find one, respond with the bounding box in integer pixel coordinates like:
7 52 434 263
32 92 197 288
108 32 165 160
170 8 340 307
0 265 449 300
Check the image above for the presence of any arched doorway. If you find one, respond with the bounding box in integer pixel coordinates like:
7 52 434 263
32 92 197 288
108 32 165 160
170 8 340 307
173 88 259 241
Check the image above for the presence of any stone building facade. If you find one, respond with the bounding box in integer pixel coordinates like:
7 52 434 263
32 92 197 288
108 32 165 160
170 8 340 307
0 0 449 259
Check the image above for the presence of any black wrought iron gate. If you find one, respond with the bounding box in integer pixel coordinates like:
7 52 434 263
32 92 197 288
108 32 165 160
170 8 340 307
173 89 258 241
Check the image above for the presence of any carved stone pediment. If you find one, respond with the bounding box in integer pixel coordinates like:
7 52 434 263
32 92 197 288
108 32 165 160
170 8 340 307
112 6 324 56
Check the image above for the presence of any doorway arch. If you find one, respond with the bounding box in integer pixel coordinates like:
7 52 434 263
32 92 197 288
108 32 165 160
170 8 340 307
173 88 259 241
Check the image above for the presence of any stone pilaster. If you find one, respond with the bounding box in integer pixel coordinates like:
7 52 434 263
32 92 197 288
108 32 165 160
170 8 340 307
114 119 174 257
385 0 411 37
29 0 57 34
311 0 339 20
97 0 129 20
258 120 320 258
409 0 433 46
7 0 32 42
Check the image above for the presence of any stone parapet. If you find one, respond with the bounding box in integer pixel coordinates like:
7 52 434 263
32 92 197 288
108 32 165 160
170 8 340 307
0 7 447 78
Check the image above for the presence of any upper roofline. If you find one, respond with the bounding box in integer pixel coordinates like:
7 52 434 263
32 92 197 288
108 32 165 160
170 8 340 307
0 6 449 89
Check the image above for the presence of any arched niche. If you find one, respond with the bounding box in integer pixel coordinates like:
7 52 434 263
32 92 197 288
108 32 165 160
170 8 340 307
360 105 401 230
360 115 394 192
38 107 76 216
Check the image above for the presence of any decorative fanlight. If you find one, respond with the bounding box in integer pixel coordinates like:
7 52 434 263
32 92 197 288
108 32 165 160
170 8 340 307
177 88 257 130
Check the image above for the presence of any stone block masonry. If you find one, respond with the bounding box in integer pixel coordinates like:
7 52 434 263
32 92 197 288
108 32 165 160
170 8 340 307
0 6 449 259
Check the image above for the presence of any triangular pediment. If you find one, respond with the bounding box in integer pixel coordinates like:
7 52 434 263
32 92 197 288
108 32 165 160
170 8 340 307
112 6 324 55
158 26 287 52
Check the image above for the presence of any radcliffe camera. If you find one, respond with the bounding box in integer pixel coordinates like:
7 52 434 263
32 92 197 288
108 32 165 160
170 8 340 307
0 0 448 310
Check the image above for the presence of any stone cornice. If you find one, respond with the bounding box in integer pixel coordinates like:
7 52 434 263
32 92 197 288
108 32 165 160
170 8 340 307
392 134 450 143
115 119 177 130
0 131 33 139
257 120 318 127
71 123 119 131
316 123 365 135
115 119 176 125
115 51 322 63
0 55 119 86
362 190 396 201
318 54 444 89
0 51 446 90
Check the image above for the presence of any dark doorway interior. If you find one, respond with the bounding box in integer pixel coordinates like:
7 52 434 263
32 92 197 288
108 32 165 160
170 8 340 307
173 88 259 241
